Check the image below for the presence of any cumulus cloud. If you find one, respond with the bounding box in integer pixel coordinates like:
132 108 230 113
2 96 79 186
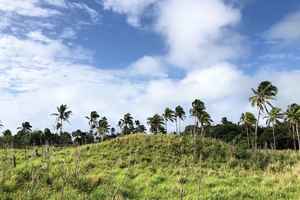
156 0 242 68
266 10 300 42
0 0 300 134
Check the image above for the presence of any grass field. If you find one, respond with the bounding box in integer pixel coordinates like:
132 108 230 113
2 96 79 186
1 134 300 200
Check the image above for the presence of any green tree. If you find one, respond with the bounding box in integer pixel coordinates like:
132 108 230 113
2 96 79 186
97 117 110 141
265 107 283 149
147 114 165 134
17 121 32 134
163 108 175 133
285 104 300 150
190 99 206 136
239 112 256 148
134 120 146 133
86 111 100 135
249 81 278 150
118 113 134 135
175 106 186 134
52 104 72 134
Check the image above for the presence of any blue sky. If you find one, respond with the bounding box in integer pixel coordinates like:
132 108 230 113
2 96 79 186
0 0 300 131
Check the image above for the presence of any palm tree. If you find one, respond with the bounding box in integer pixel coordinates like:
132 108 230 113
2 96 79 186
97 117 110 141
119 113 134 135
17 121 32 134
249 81 278 150
190 99 206 136
285 104 300 150
0 121 3 130
175 106 186 134
163 108 175 133
134 120 146 133
86 111 100 134
265 107 283 149
198 111 213 137
51 104 72 134
239 112 256 148
147 114 165 134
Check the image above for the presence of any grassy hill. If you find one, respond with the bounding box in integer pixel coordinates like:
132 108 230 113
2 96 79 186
1 134 300 200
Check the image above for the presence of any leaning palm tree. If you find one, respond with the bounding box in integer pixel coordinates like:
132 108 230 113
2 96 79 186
239 112 256 148
285 104 300 150
147 114 165 134
249 81 278 150
190 99 206 136
51 104 72 134
97 117 110 142
163 108 175 133
175 106 186 134
86 111 100 134
197 111 213 137
265 107 283 149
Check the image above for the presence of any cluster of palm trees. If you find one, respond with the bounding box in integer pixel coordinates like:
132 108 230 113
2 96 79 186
147 106 186 134
1 80 300 150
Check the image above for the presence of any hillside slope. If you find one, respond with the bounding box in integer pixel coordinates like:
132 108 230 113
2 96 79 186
1 134 300 200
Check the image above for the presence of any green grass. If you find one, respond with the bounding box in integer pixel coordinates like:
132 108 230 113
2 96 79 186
1 134 300 200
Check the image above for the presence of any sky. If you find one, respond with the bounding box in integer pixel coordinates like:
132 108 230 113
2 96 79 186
0 0 300 132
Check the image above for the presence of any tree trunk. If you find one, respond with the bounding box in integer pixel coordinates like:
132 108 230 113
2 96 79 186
272 126 276 150
296 123 300 151
246 127 250 148
254 108 261 151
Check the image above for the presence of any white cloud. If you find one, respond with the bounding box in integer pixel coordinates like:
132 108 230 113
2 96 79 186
266 10 300 42
0 0 60 17
156 0 242 69
128 56 167 78
102 0 157 26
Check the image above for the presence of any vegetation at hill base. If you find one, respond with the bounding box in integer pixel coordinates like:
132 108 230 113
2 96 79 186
1 134 300 200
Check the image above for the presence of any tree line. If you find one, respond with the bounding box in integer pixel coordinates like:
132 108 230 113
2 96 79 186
0 81 300 150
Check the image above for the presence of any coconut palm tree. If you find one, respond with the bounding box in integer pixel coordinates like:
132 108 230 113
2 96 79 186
190 99 206 136
51 104 72 134
198 111 213 137
17 121 32 134
147 114 165 134
86 111 100 134
97 117 110 141
265 107 283 149
239 112 256 148
249 81 278 150
285 104 300 150
163 108 175 133
119 113 134 135
175 106 186 134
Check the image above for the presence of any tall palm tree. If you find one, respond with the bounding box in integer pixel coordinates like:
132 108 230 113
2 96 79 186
118 113 134 135
265 107 283 149
190 99 206 136
163 108 175 133
97 117 110 141
51 104 72 134
175 106 186 134
249 81 278 150
239 112 256 148
147 114 165 134
285 104 300 150
86 111 100 134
